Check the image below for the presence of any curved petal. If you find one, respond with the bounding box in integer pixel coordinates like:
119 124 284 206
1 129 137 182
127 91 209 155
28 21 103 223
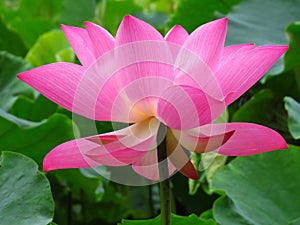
172 127 234 153
216 45 288 105
84 21 115 59
181 18 228 71
157 85 225 129
115 15 163 46
61 24 96 67
165 25 189 45
17 62 86 113
43 118 160 172
208 123 288 156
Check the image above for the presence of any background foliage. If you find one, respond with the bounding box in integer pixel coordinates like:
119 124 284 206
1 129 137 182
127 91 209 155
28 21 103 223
0 0 300 224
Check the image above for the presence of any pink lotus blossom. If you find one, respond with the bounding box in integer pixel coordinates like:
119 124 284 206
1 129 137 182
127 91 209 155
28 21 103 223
18 15 288 182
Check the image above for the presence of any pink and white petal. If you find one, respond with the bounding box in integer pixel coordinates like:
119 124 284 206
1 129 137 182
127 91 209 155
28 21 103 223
181 18 228 71
84 22 115 58
43 138 103 172
115 15 163 46
157 85 225 129
216 45 288 105
173 46 225 101
44 119 160 172
97 76 173 123
207 123 288 156
165 25 189 45
132 149 176 181
61 24 96 67
172 128 235 153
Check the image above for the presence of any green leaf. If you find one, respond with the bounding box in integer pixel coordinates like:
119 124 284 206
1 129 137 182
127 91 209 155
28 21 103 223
284 97 300 139
0 0 62 50
226 0 300 79
9 95 58 122
285 22 300 71
0 51 33 110
0 110 74 165
96 0 142 35
213 196 253 225
25 30 75 67
0 151 54 225
211 145 300 225
120 214 216 225
232 89 279 128
0 18 27 56
168 0 241 33
289 217 300 225
57 0 96 26
8 18 53 48
16 0 62 21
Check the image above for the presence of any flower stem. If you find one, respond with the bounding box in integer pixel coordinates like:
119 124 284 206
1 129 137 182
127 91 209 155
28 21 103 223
157 124 171 225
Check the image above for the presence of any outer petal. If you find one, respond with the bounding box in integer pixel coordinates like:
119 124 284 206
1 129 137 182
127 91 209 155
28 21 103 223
172 128 234 153
181 18 228 71
157 85 225 129
216 45 288 105
84 22 115 58
165 25 189 45
61 24 96 67
115 15 163 46
43 137 146 172
17 62 85 113
208 123 288 156
17 62 120 122
43 119 160 172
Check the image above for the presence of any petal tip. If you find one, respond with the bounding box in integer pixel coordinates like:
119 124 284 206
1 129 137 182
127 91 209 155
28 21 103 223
216 17 228 26
122 14 138 24
84 21 98 28
43 157 51 172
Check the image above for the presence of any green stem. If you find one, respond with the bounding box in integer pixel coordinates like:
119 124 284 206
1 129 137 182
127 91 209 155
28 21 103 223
157 125 171 225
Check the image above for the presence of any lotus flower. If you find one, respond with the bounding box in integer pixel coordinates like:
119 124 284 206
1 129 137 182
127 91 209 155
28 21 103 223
18 15 288 182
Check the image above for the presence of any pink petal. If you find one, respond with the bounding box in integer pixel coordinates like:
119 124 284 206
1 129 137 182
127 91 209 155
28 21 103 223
157 85 225 129
206 123 288 156
216 45 288 105
84 22 115 59
165 25 189 45
181 18 228 71
17 62 118 122
17 62 85 113
93 71 174 123
172 127 234 153
61 24 96 67
219 43 255 67
43 119 160 172
115 15 163 46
